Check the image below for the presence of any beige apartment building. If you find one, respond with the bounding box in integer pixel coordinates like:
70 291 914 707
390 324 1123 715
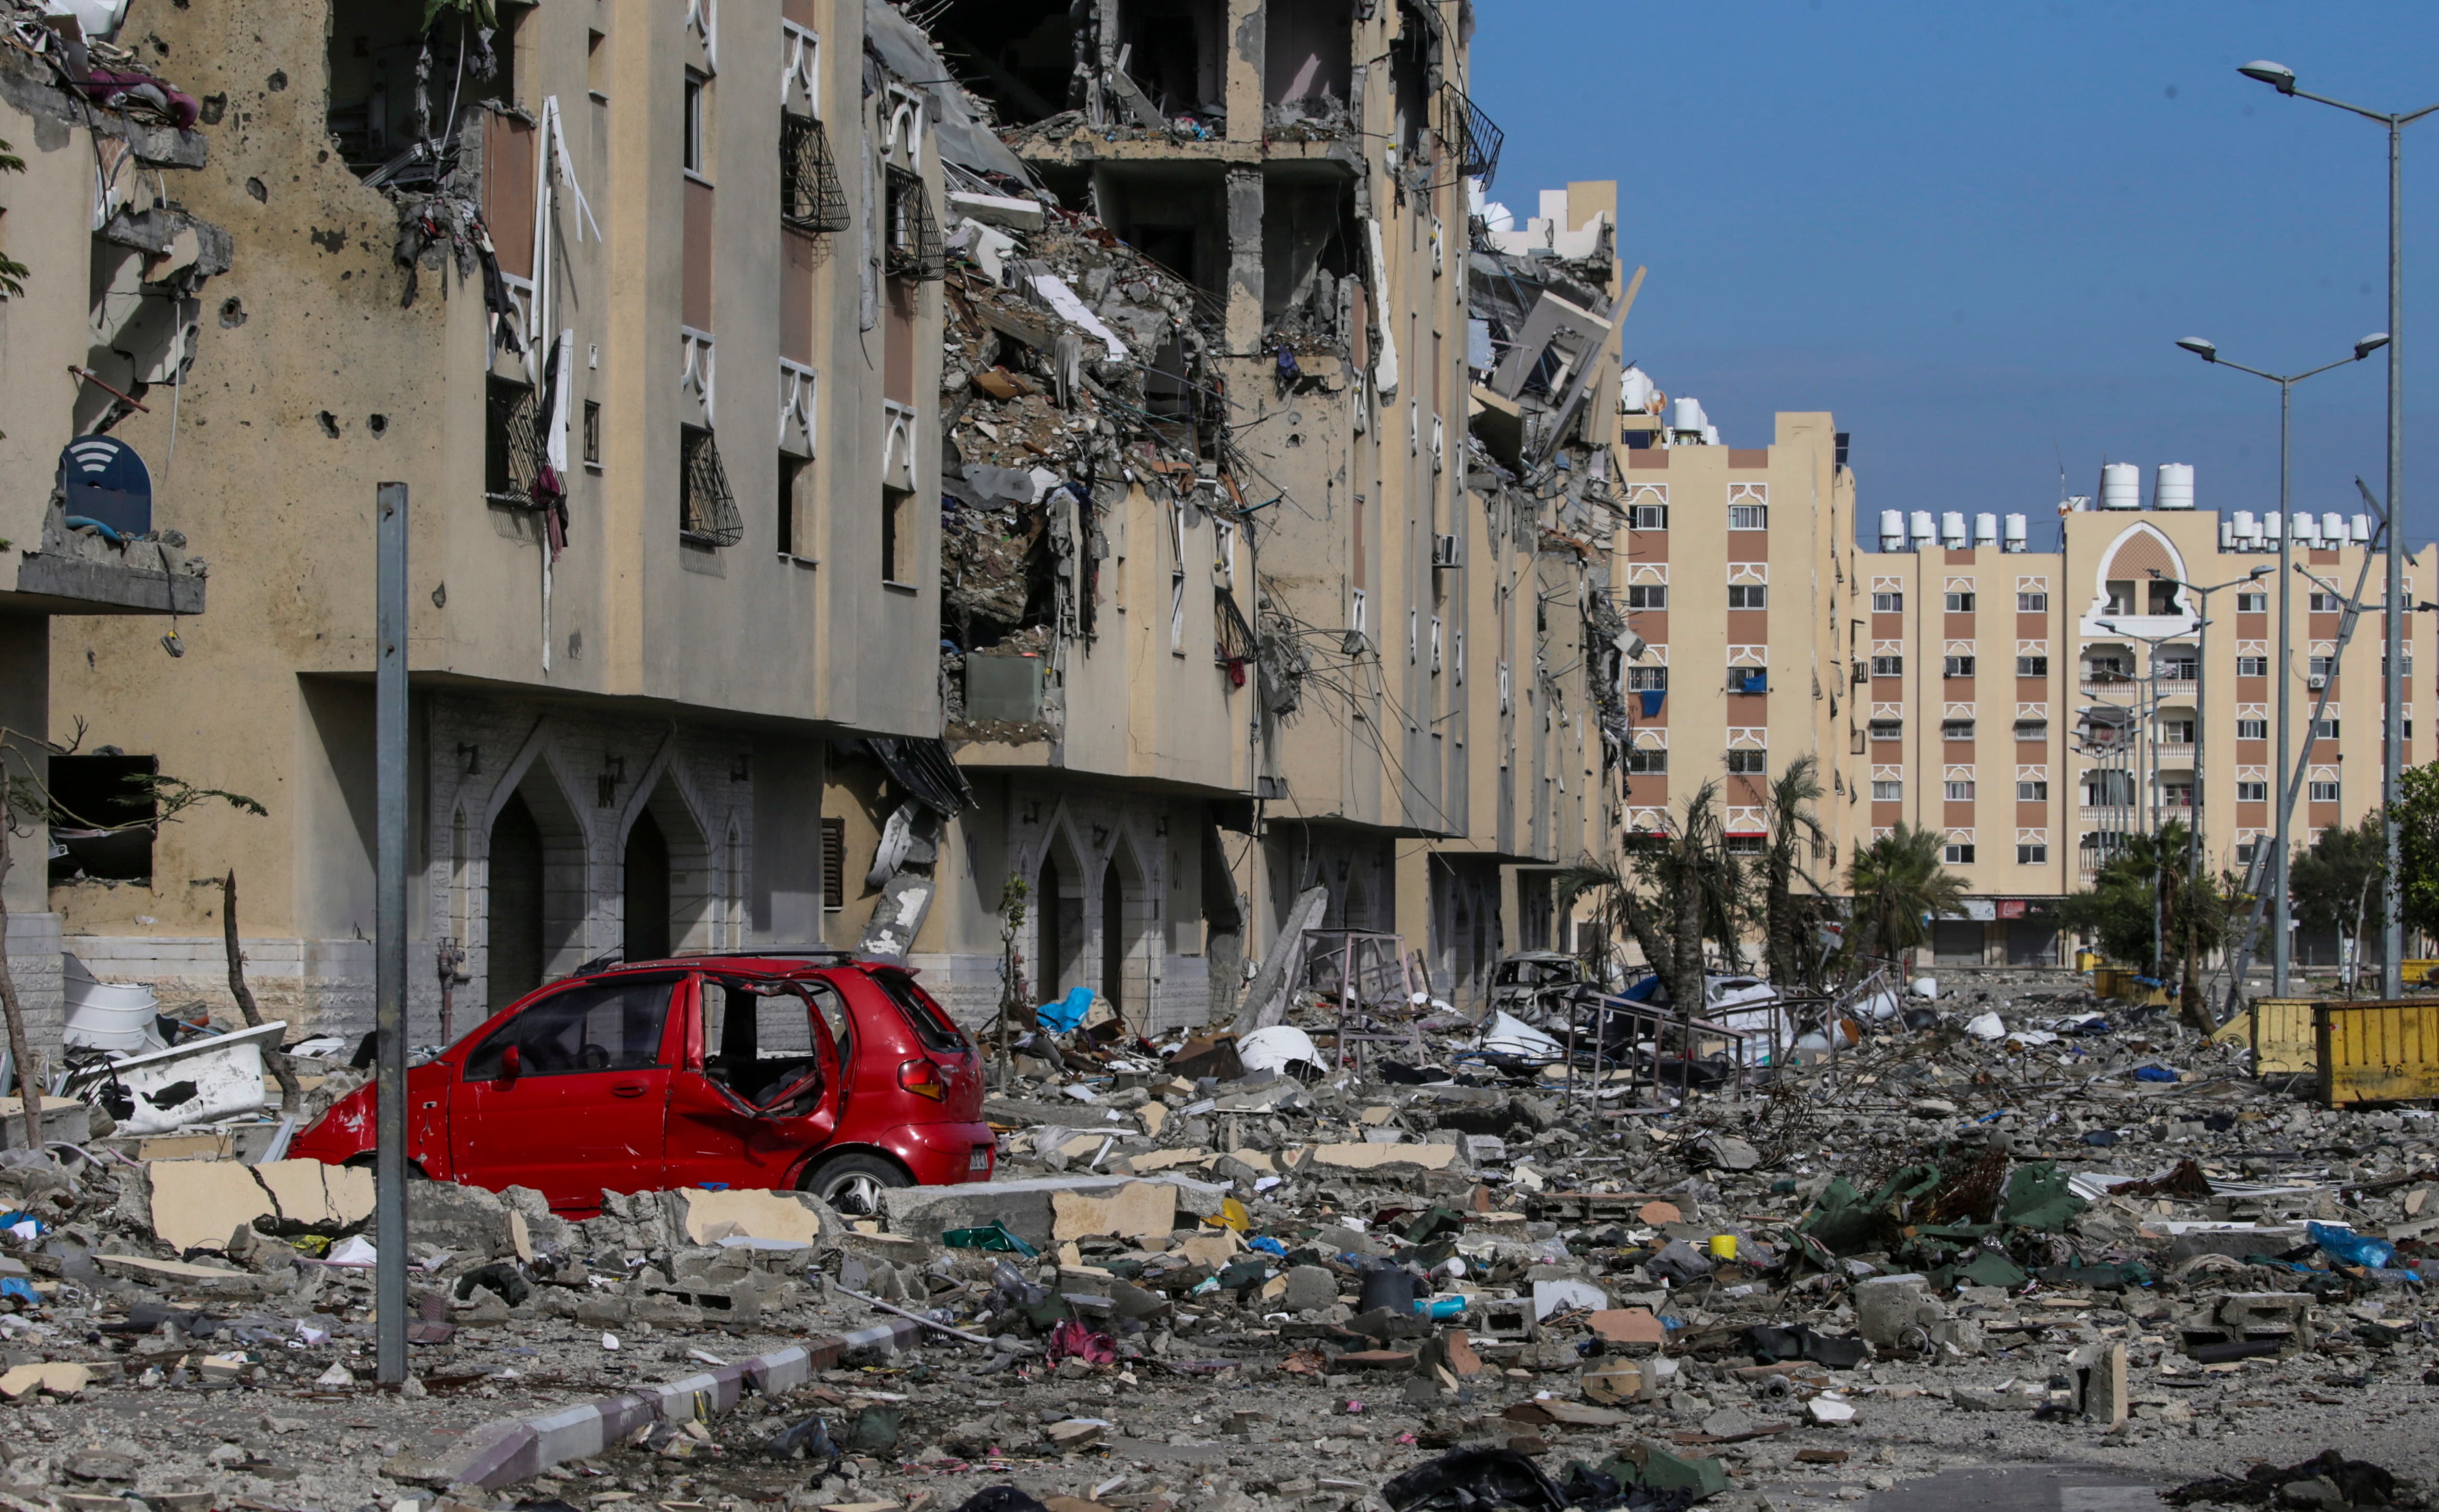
1854 485 2435 969
35 0 970 1044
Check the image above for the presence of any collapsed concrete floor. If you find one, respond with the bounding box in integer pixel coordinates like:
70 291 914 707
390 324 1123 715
7 979 2439 1512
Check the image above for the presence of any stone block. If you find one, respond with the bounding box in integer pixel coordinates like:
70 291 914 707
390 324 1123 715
2070 1340 2127 1427
877 1172 1226 1249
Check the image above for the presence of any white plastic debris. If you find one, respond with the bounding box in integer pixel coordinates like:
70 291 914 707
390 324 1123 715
1963 1012 2007 1041
1910 976 1939 999
1238 1025 1324 1075
601 1332 622 1351
314 1362 354 1387
326 1236 378 1267
1477 1011 1564 1060
1807 1394 1857 1424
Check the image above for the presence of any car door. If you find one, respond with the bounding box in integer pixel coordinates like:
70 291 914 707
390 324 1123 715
449 973 684 1209
663 976 843 1191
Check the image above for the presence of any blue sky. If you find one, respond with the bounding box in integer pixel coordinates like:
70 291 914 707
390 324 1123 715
1470 1 2439 550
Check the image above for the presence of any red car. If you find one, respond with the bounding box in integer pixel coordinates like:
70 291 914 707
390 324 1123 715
291 952 994 1216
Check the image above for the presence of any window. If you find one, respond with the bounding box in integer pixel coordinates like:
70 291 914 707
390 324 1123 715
679 425 742 546
1725 834 1765 855
1626 747 1668 774
820 816 845 912
1626 666 1668 692
583 401 602 468
1629 502 1669 530
683 75 706 174
2236 656 2267 677
1726 749 1767 774
2016 655 2048 678
1727 583 1768 609
2309 655 2336 679
1728 502 1768 530
2017 843 2048 864
780 112 850 233
2147 580 2183 614
1945 591 1976 612
464 977 677 1081
1944 842 1977 864
2236 781 2268 802
2159 719 2195 743
1944 655 1976 678
1942 719 1975 741
2104 579 2135 615
485 377 544 500
2017 591 2048 612
882 165 944 281
1944 780 1976 801
1728 667 1767 693
2315 717 2340 739
882 483 915 582
2085 655 2131 682
2310 591 2343 612
1871 780 1903 801
2238 591 2267 613
1626 584 1669 610
2237 718 2268 740
1868 719 1903 741
2310 780 2341 802
1871 655 1903 678
2236 840 2259 864
47 752 158 884
2014 719 2049 742
2017 779 2048 801
778 453 809 557
2158 656 2197 680
1871 591 1903 612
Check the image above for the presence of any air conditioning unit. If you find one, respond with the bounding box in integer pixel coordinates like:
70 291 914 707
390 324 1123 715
1431 533 1460 569
2309 674 2328 689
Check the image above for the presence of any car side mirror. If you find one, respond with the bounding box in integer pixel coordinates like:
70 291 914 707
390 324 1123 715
501 1044 522 1082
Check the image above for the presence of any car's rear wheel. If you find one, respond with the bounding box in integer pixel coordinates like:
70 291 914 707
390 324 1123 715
802 1152 911 1217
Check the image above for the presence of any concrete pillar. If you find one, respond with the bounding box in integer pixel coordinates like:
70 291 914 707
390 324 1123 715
1224 166 1264 353
1224 0 1264 147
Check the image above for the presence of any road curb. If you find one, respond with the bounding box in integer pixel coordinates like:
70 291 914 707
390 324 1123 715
432 1316 927 1490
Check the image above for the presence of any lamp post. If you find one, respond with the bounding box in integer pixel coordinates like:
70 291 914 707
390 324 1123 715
2099 621 2186 982
2174 335 2387 994
2238 62 2439 996
2148 566 2273 1017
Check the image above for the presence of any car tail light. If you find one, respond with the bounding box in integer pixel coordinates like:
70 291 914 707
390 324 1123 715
897 1057 946 1100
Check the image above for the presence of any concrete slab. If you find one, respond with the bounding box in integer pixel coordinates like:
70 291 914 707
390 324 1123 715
878 1172 1227 1248
143 1158 272 1252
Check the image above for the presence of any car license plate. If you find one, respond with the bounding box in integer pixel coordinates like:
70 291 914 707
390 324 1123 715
969 1146 990 1172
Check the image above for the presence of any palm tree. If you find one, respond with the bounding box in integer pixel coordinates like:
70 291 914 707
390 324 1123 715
1845 822 1965 970
1762 755 1828 989
1555 780 1749 1012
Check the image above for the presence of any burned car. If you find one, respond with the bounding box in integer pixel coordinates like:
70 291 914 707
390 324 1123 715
291 952 992 1215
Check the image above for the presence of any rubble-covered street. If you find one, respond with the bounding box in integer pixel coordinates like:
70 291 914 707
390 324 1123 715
8 978 2439 1512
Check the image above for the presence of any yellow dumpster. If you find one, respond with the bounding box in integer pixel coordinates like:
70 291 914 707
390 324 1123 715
2076 950 2102 973
2209 999 2317 1075
2092 966 2133 1001
2402 960 2439 987
2315 999 2439 1106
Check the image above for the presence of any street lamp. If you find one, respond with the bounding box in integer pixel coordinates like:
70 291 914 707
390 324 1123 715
2171 334 2386 993
2148 566 2271 1013
2239 62 2439 996
2097 619 2187 982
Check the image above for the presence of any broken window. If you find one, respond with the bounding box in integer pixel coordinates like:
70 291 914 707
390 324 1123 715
780 113 849 233
48 752 156 885
327 0 522 181
485 377 545 501
1262 173 1360 340
1099 165 1225 297
926 3 1077 126
1387 1 1439 161
778 453 810 557
883 166 944 282
680 426 742 546
1264 0 1354 127
1115 0 1224 123
882 485 916 584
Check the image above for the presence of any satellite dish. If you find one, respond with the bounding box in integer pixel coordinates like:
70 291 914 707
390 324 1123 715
56 434 151 537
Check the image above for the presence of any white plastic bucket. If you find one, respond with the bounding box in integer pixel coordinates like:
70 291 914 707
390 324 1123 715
62 953 158 1052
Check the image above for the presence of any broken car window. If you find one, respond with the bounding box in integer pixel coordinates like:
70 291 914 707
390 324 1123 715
463 975 678 1080
868 969 967 1055
699 976 838 1117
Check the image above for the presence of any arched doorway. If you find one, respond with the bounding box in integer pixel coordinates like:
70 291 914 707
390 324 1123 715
1036 840 1083 1000
624 809 672 962
487 791 545 1010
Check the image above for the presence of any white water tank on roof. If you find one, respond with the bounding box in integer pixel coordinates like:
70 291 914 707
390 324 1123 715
1909 511 1936 548
1880 510 1905 552
2101 463 2141 510
2352 513 2372 542
2220 521 2235 550
1940 511 1967 547
2293 512 2320 543
2266 511 2284 539
2156 463 2195 510
1671 395 1706 432
1974 513 1998 546
2323 512 2346 542
1620 367 1654 414
2003 514 2028 552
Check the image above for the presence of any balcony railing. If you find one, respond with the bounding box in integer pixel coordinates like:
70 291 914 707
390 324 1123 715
1439 83 1505 187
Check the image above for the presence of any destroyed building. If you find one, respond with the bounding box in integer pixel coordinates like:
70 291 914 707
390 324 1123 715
0 2 222 1068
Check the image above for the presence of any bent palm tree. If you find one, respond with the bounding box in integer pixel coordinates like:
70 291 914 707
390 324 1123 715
1846 822 1965 969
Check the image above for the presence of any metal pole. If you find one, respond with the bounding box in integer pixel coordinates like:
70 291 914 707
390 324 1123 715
2191 609 2208 1005
375 482 410 1386
2277 381 2295 994
2383 115 2407 998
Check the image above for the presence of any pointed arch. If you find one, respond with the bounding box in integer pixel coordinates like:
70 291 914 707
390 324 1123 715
2080 520 2195 631
1032 814 1088 1001
480 730 591 998
1098 825 1156 1031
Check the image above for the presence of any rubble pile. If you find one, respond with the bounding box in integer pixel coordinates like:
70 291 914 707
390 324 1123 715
5 978 2439 1509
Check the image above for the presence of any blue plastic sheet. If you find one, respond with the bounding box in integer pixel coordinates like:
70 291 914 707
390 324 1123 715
2309 1221 2398 1271
2132 1066 2180 1083
1037 985 1097 1034
0 1276 34 1304
1247 1236 1287 1257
